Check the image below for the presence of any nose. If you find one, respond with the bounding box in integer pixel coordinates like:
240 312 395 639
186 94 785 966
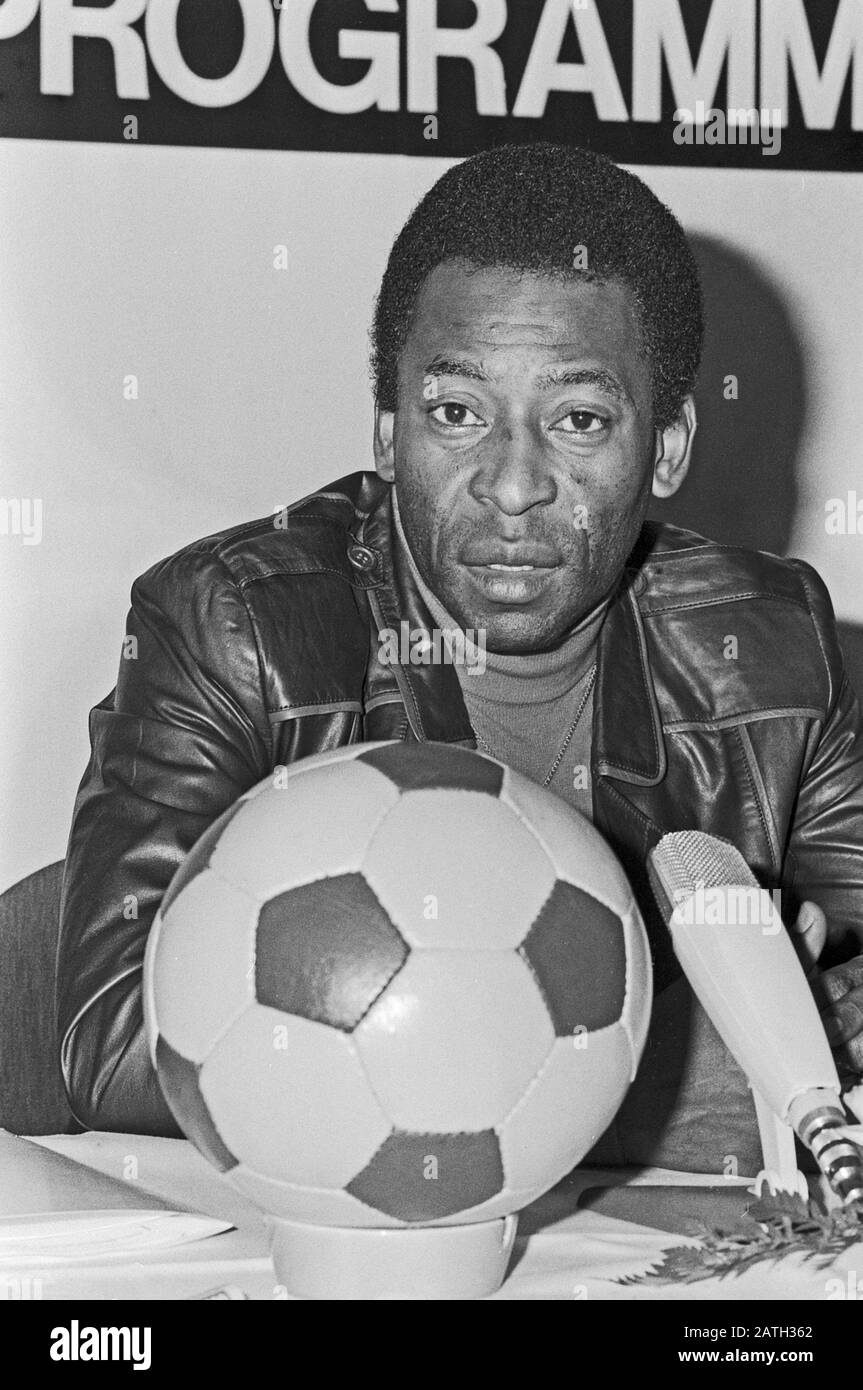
468 420 557 516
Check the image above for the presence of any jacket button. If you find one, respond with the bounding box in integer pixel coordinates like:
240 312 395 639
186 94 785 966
347 544 376 572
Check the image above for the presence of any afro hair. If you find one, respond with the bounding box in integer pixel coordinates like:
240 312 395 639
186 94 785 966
371 143 703 430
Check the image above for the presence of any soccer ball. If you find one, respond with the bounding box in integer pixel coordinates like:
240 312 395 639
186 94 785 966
144 741 651 1229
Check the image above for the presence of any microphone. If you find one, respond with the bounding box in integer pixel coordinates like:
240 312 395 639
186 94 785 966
647 829 863 1204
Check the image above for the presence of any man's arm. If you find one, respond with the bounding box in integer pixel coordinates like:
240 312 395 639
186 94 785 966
57 547 272 1134
784 561 863 1076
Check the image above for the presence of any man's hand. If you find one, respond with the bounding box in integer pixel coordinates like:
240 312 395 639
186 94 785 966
791 900 863 1079
812 956 863 1078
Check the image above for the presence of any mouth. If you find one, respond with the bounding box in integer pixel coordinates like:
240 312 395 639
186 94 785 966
484 563 542 572
461 544 560 568
463 562 557 604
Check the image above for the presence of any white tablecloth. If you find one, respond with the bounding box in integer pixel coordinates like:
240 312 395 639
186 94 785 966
7 1134 859 1300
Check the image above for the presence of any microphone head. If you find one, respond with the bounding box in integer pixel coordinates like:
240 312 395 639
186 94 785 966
648 830 758 925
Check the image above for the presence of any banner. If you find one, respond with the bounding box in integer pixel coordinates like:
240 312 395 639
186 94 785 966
0 0 861 169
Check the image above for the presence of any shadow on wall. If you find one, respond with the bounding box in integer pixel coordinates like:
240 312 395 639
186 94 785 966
646 233 863 704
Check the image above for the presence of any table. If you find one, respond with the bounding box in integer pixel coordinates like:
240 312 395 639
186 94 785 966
5 1133 859 1300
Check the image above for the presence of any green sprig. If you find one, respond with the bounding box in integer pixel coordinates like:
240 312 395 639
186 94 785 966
618 1190 863 1285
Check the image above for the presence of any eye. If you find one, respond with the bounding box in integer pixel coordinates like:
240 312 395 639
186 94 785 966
429 402 485 429
553 411 608 435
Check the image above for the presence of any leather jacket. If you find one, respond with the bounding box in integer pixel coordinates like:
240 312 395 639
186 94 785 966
57 471 863 1136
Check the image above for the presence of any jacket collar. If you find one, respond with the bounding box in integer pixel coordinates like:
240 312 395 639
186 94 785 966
594 569 667 786
358 481 666 786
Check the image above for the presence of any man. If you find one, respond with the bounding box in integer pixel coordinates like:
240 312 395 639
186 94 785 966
58 144 863 1173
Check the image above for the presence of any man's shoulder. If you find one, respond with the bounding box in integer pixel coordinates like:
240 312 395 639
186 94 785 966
134 471 387 600
635 520 843 717
636 519 824 610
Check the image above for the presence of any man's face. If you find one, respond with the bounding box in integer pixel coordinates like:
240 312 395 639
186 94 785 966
375 262 691 654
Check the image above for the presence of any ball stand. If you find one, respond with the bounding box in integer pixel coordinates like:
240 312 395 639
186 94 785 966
270 1214 519 1300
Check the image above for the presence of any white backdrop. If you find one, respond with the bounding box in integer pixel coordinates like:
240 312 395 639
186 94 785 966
2 141 862 891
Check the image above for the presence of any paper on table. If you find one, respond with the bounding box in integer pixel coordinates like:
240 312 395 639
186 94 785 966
0 1131 232 1262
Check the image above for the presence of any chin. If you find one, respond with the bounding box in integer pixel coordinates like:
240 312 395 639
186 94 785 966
480 615 567 656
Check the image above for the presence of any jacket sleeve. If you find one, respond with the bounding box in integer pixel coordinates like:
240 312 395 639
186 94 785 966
57 547 273 1134
784 560 863 963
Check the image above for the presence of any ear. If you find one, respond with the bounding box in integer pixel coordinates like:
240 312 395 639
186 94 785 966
652 395 697 499
373 407 395 483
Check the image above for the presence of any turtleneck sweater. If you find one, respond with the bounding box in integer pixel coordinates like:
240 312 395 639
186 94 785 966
391 490 611 820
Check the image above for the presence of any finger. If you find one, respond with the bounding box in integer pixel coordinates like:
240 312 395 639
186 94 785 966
820 957 863 998
822 999 863 1048
792 900 828 977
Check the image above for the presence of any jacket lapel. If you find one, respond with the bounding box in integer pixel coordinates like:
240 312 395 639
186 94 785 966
359 486 476 744
593 569 667 787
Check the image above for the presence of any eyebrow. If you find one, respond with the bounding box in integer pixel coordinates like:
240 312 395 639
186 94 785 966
533 367 628 400
423 357 492 384
423 359 628 402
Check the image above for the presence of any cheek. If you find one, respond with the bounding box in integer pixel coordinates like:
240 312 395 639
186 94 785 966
585 439 653 510
398 440 471 521
566 471 639 534
568 466 651 560
396 416 447 484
